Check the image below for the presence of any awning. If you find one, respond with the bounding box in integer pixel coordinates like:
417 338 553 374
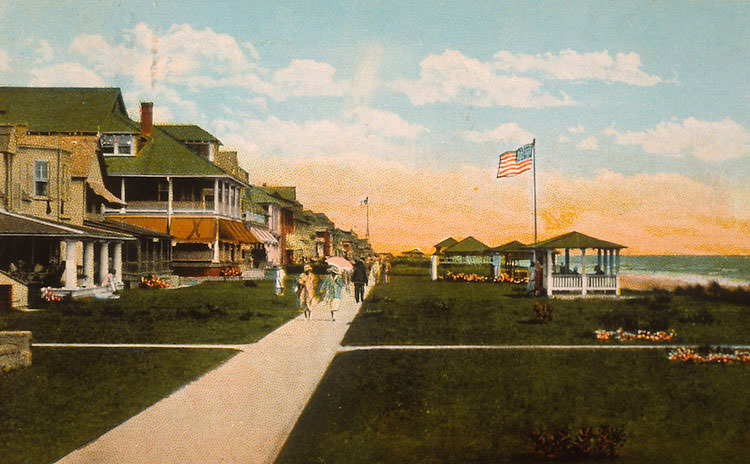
86 180 125 206
219 219 259 245
109 216 169 235
0 210 133 240
249 227 278 246
171 217 216 243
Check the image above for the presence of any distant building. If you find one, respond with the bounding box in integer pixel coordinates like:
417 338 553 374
432 237 459 255
401 248 426 258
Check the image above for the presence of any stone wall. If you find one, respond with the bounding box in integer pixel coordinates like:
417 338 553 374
0 331 32 372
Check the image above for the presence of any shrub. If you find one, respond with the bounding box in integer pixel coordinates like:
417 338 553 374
675 281 750 306
528 425 625 460
533 301 553 324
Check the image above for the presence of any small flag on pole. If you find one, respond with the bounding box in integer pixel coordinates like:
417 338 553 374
361 197 368 205
497 142 533 178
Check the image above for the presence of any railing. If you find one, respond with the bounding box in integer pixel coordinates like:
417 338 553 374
549 273 618 293
104 200 238 216
551 274 582 290
123 261 171 274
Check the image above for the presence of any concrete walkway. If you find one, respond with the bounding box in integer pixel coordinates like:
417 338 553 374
56 290 363 464
340 344 750 351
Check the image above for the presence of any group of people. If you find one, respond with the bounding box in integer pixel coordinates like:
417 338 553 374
271 256 392 321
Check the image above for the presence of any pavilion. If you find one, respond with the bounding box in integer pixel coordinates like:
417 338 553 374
489 240 529 279
530 231 627 297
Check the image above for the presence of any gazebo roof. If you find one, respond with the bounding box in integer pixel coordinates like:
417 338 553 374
443 236 489 254
433 237 458 249
531 231 626 250
490 240 529 253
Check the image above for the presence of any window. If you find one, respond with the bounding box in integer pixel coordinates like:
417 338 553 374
34 161 48 196
100 133 135 155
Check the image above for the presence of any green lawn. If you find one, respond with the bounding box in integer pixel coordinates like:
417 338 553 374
0 347 236 464
344 275 750 346
277 350 750 464
0 279 299 344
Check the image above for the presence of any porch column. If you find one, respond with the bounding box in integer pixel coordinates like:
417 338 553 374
113 241 122 283
167 177 173 215
99 241 109 284
581 248 587 296
564 248 570 272
615 249 621 296
83 241 95 286
431 255 439 280
597 249 602 268
609 249 615 275
546 249 553 297
120 178 126 213
63 239 77 289
213 219 220 263
214 179 219 213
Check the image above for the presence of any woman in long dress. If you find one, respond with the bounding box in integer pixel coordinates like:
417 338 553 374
296 264 316 320
318 267 344 321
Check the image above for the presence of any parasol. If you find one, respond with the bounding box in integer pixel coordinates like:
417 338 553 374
325 256 354 272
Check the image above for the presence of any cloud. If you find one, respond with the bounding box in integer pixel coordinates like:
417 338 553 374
271 59 346 99
349 42 384 109
28 62 106 86
34 39 54 62
346 106 428 139
558 135 571 143
461 122 533 144
391 49 574 108
576 136 598 150
604 118 750 160
68 23 345 102
568 124 585 134
0 48 8 70
493 49 662 86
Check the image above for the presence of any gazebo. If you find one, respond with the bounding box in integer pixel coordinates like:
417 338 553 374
530 231 627 296
489 240 529 279
442 236 490 263
432 237 458 255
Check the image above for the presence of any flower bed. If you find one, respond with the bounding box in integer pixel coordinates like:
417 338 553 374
139 275 169 289
668 347 750 364
219 266 242 278
595 328 675 342
439 272 527 284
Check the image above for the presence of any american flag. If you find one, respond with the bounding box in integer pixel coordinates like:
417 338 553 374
497 142 533 178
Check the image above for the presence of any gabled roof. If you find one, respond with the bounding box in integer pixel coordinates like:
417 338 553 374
0 210 133 240
0 87 137 133
531 231 626 250
443 236 489 254
490 240 529 253
157 124 221 144
434 237 458 250
104 126 228 177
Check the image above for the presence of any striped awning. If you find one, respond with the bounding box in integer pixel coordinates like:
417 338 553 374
249 227 278 245
219 219 259 245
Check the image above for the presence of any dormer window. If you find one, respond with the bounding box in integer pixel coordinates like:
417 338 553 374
100 133 135 156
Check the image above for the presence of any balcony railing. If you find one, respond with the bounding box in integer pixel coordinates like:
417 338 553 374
548 273 618 295
105 200 239 217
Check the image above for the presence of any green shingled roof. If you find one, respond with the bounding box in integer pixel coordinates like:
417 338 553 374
531 231 626 250
490 240 529 253
157 124 221 143
443 236 489 254
434 237 458 250
105 126 227 176
0 87 137 133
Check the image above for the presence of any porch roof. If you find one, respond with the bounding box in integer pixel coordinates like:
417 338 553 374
0 211 134 240
490 240 529 253
531 231 626 250
443 236 489 255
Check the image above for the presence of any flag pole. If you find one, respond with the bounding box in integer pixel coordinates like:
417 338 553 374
366 198 370 239
532 138 537 243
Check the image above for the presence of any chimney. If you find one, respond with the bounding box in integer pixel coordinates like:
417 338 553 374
140 102 153 138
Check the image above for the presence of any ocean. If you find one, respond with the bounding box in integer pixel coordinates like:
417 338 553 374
557 255 750 287
619 255 750 287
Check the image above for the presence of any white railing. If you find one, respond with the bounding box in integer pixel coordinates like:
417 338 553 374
549 273 618 294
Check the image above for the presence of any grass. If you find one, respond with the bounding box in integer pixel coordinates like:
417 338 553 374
343 275 750 346
277 350 750 464
0 347 236 464
0 279 300 344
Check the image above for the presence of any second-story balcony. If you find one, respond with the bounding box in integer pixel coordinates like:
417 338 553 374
103 176 243 219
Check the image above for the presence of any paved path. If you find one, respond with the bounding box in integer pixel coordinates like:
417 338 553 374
35 343 248 350
340 344 750 351
56 290 363 464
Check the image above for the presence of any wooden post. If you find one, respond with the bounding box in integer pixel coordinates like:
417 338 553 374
113 241 122 283
99 241 109 284
430 255 438 280
615 249 621 296
63 239 77 289
214 179 219 214
83 241 94 286
546 249 553 297
564 248 570 272
120 178 126 213
581 248 587 296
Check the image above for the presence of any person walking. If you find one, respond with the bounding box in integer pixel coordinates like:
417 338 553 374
318 266 344 321
274 265 286 296
352 259 368 303
296 264 316 320
382 258 391 284
527 261 537 297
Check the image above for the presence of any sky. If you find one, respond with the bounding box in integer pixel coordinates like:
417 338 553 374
1 0 748 254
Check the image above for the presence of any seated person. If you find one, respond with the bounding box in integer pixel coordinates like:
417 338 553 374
594 265 604 275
